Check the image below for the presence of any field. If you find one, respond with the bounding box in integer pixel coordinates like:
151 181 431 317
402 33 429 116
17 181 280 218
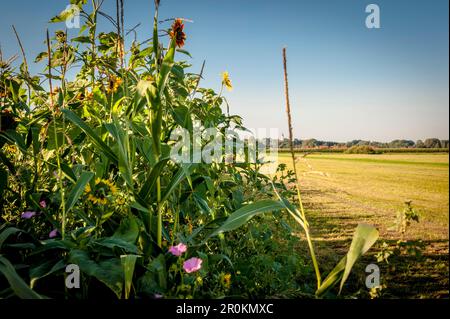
278 152 449 298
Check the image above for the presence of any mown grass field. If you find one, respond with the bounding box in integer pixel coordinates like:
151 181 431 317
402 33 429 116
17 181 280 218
278 152 449 298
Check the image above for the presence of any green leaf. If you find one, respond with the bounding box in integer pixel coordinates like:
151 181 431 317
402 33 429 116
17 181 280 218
172 106 193 133
138 158 168 203
121 255 140 299
340 224 379 292
34 52 48 63
50 5 80 23
91 238 139 254
105 118 133 188
0 227 22 251
65 171 94 212
60 163 77 184
62 109 118 163
315 256 346 297
149 254 167 290
176 49 192 58
210 200 285 237
315 224 379 297
3 131 27 154
72 36 91 43
0 255 45 299
30 259 66 289
68 250 123 298
112 215 140 244
161 164 193 202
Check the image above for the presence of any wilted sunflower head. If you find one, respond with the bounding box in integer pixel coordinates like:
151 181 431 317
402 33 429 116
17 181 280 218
170 18 186 48
222 72 233 91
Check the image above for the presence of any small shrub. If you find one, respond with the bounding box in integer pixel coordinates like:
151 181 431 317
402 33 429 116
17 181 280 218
345 145 381 154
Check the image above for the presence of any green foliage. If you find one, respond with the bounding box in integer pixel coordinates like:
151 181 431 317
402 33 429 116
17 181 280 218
0 1 378 299
345 145 381 154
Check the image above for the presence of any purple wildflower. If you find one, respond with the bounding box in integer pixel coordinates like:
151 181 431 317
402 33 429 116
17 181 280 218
183 257 203 274
21 211 37 219
168 243 188 257
49 229 59 238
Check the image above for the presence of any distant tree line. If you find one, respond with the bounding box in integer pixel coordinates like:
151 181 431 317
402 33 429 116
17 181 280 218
274 138 449 149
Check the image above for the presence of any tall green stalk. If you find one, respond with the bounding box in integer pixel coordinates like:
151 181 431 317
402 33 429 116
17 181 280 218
46 30 67 239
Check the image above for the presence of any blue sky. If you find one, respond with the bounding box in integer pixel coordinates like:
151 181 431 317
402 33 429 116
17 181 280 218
0 0 448 142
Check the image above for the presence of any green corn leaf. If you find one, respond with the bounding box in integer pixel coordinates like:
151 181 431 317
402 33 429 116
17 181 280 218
91 238 139 254
60 163 77 184
121 255 140 299
0 255 45 299
157 41 176 94
138 158 169 203
340 224 379 292
65 171 94 212
30 259 66 289
105 119 133 189
315 224 379 297
315 256 346 297
161 164 193 202
210 200 285 237
0 227 22 251
62 109 118 163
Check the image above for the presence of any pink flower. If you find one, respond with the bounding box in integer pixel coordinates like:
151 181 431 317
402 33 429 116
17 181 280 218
49 229 59 238
39 200 47 208
21 211 37 219
183 257 203 273
168 243 188 257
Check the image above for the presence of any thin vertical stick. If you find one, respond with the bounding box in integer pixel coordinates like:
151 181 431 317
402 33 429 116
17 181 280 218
11 25 28 72
282 47 321 288
191 60 205 99
12 25 31 105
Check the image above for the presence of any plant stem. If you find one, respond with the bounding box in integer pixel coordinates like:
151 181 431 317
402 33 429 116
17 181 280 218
282 47 321 288
47 30 67 239
156 177 162 247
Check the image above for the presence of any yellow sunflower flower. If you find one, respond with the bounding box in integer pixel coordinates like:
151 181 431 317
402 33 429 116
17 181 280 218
222 72 233 91
220 273 232 289
85 178 118 205
107 75 123 94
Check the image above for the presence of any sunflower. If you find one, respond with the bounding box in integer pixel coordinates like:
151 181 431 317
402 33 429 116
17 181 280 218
222 72 233 91
107 75 123 94
170 18 186 48
85 178 118 205
220 273 232 289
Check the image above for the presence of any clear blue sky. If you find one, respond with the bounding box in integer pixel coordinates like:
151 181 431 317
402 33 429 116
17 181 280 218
1 0 448 142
